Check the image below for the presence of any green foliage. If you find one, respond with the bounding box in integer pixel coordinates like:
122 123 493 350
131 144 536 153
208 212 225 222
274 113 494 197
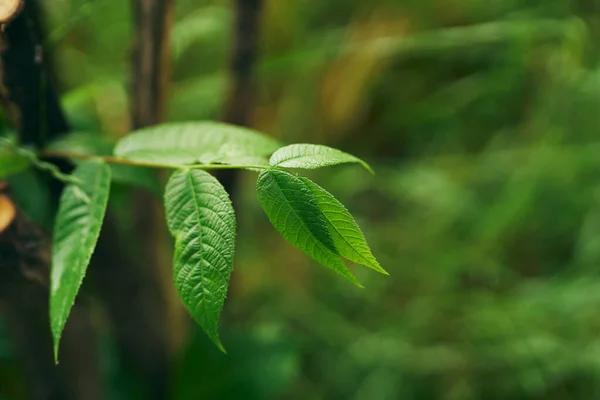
301 177 387 275
164 169 236 352
46 132 114 155
256 169 361 286
114 121 282 165
50 160 111 361
0 140 31 179
30 122 381 357
270 144 373 173
19 0 600 398
6 171 54 230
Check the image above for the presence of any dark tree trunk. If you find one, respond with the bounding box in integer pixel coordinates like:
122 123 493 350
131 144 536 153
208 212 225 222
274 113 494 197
0 3 103 399
219 0 264 195
222 0 263 126
130 0 175 127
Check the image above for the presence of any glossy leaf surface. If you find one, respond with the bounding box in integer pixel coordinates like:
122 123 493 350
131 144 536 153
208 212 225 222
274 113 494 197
165 169 236 351
269 144 373 173
50 160 111 361
256 169 361 286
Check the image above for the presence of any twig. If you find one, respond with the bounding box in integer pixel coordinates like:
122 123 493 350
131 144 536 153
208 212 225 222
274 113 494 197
41 149 269 171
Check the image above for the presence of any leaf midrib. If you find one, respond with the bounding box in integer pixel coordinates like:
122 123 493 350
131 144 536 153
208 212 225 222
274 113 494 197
53 162 107 338
306 180 384 273
315 194 377 268
79 163 105 263
58 163 104 293
268 171 339 256
185 171 208 324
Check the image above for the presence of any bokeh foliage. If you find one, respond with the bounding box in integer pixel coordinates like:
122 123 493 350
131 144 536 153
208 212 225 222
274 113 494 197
3 0 600 398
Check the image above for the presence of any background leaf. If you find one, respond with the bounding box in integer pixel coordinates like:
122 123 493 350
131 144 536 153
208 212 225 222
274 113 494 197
46 132 115 155
269 144 373 173
301 177 388 275
50 160 111 361
256 169 361 286
114 122 282 166
6 171 53 230
164 169 236 351
0 145 31 179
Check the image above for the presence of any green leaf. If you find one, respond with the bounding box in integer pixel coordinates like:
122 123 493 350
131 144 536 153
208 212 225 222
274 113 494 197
6 171 53 231
301 177 388 275
269 144 373 173
256 169 361 286
208 142 271 167
50 160 111 362
0 144 31 179
164 169 236 352
114 121 282 166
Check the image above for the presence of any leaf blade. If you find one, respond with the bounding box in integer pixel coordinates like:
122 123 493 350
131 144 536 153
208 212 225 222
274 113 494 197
301 177 387 275
50 160 111 361
46 132 115 156
269 144 373 173
115 121 282 166
164 169 236 351
256 169 361 286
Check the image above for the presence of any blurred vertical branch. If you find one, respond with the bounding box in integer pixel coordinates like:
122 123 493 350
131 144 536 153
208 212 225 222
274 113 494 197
90 0 183 398
131 0 174 127
222 0 263 126
0 2 103 399
219 0 263 194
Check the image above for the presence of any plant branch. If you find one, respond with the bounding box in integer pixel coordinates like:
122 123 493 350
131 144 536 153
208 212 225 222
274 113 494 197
40 149 271 171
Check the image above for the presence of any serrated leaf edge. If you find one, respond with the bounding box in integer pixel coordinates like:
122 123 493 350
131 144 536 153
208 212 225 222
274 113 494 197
301 177 388 275
269 143 374 174
51 161 111 362
258 169 363 287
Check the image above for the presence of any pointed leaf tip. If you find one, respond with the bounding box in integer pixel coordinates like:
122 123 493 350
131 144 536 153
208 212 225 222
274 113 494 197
269 143 372 173
165 169 236 352
216 341 227 354
363 161 375 175
300 177 387 276
256 169 361 286
50 161 111 361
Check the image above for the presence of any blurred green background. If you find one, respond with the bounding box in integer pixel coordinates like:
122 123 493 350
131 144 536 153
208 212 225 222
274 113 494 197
5 0 600 398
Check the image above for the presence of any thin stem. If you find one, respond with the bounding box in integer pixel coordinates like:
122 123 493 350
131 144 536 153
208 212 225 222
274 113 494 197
1 138 79 184
40 150 270 171
187 163 267 170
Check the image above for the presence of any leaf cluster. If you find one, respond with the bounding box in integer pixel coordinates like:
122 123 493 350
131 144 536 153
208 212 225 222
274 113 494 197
1 121 386 359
